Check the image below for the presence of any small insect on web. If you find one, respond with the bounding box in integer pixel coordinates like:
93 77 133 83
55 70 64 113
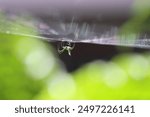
57 41 75 56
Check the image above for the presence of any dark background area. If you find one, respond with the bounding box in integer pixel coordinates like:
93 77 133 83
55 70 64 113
51 42 149 72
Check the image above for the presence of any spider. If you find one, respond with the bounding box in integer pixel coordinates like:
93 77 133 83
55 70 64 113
57 41 75 56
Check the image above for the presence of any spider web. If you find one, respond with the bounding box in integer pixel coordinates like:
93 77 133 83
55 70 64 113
0 13 150 49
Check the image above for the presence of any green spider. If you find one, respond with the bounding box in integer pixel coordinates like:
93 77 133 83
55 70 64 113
58 41 75 56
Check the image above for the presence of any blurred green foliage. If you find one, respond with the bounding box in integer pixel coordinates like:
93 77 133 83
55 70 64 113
0 34 45 99
73 54 150 99
120 0 150 36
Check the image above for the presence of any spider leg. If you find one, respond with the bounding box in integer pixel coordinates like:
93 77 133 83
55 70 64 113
70 43 75 50
57 42 65 54
58 47 65 54
67 49 71 56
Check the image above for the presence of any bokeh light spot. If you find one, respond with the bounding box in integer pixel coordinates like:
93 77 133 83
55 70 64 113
48 71 76 99
102 63 128 88
25 48 55 79
15 38 55 79
128 55 149 80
